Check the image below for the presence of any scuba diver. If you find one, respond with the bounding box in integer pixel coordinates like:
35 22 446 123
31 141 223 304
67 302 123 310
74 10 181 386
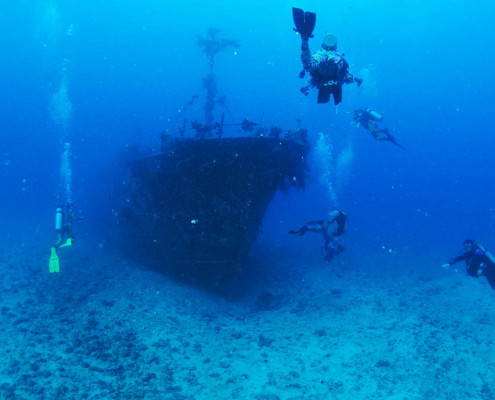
442 239 495 290
354 108 405 149
49 203 82 273
292 7 362 106
289 209 348 262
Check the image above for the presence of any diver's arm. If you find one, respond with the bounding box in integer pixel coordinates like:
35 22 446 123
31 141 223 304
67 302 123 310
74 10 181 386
339 58 362 86
68 208 84 221
338 59 354 84
342 72 354 84
443 254 466 268
343 69 362 85
301 39 313 72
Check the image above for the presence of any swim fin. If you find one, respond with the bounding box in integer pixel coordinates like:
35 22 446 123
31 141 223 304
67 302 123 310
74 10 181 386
382 129 405 150
292 7 316 39
49 247 60 273
390 137 405 150
60 238 72 248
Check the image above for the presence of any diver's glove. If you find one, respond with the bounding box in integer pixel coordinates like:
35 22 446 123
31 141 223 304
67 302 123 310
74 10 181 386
300 86 310 96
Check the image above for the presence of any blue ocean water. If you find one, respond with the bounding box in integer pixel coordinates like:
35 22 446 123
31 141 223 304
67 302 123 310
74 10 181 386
2 0 494 260
1 1 495 397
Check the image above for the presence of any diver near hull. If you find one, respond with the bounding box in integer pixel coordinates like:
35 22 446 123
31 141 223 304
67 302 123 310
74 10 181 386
289 209 347 263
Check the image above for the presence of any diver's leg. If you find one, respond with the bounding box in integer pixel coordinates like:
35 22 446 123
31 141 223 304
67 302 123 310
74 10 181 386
306 221 324 233
324 239 337 262
67 222 74 242
331 85 342 105
289 225 309 236
369 124 382 140
371 132 381 141
324 248 336 262
336 244 345 255
317 86 331 103
378 128 390 140
55 233 63 249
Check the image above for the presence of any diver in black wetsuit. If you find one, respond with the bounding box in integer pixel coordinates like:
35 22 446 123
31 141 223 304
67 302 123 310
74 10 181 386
292 7 362 106
354 108 404 150
443 239 495 290
289 209 347 262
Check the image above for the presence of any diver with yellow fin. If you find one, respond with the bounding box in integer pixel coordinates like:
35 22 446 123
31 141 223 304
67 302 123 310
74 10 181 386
49 202 82 273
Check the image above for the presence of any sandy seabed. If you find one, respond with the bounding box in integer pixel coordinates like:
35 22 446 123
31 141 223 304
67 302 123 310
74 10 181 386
1 238 495 400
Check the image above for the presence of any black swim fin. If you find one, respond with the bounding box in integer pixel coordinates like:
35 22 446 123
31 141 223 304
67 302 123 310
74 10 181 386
390 137 405 150
382 129 405 150
292 7 316 39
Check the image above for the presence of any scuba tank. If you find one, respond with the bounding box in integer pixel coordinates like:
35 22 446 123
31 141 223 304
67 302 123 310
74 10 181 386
55 207 64 232
366 108 383 121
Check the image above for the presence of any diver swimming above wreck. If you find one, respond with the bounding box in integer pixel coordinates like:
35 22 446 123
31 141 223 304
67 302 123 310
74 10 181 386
293 7 362 106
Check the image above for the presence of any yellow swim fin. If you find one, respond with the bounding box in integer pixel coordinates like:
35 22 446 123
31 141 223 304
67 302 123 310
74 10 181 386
60 238 72 248
49 247 60 273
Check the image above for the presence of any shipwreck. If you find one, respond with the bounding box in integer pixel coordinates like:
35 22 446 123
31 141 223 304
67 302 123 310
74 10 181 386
117 29 310 281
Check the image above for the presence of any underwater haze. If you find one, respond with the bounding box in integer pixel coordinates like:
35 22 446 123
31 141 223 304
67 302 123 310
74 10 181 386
1 0 495 398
